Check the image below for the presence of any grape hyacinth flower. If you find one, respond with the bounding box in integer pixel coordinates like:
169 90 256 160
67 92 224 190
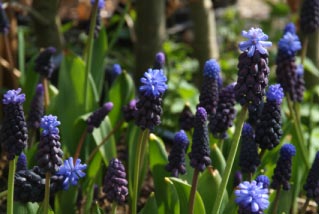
271 144 296 190
166 130 190 177
89 0 105 38
300 0 319 34
198 59 220 116
255 175 270 189
284 22 296 34
178 104 194 131
86 102 114 133
34 47 56 79
255 84 284 150
27 84 44 129
103 158 128 204
209 83 236 139
135 68 168 131
239 123 260 174
0 2 9 34
188 107 211 171
235 27 272 111
304 152 319 203
57 157 87 190
295 64 305 102
0 88 28 160
235 180 269 214
122 99 137 122
36 115 63 174
153 52 165 69
16 153 27 171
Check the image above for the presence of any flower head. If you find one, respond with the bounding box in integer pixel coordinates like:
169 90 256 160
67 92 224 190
91 0 105 9
238 27 272 57
278 32 302 56
255 175 270 189
284 23 296 34
40 115 61 136
235 180 269 212
203 59 220 79
3 88 26 104
112 64 122 76
155 52 165 65
57 157 87 190
139 68 167 97
280 143 296 157
266 84 284 104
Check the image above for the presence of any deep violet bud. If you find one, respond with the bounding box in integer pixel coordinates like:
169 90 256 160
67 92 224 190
271 144 296 190
209 83 236 139
278 32 302 57
91 0 105 9
122 99 137 122
255 175 270 189
57 157 87 190
238 27 272 57
304 152 319 201
17 153 27 171
0 88 28 160
179 104 194 131
34 47 56 79
153 52 165 69
0 2 9 34
103 158 128 204
295 64 305 102
27 84 44 129
233 171 243 188
139 68 168 98
86 102 114 133
166 130 189 177
284 22 296 34
300 0 319 34
266 84 284 105
37 115 63 174
239 123 260 174
235 180 269 213
188 107 211 171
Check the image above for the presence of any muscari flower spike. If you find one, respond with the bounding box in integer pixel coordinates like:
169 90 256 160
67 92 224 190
40 115 61 136
86 102 114 133
304 152 319 201
266 84 284 105
27 84 44 129
179 104 194 131
295 64 305 102
34 47 56 79
235 180 269 213
284 22 296 34
3 88 26 104
57 157 87 190
139 68 168 98
238 27 272 57
278 32 302 57
300 0 319 34
203 59 220 79
91 0 105 9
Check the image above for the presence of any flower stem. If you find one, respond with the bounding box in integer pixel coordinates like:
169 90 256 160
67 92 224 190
0 190 7 199
42 77 50 111
111 203 117 214
217 139 224 151
84 0 99 111
131 129 150 214
300 197 310 214
74 129 88 163
212 106 247 214
188 169 199 214
43 172 51 214
7 157 17 214
272 186 281 214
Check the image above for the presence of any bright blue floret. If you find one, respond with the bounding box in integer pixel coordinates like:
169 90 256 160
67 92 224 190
139 68 168 97
242 123 254 138
113 64 122 75
91 0 105 9
203 59 220 79
40 115 61 136
2 88 26 104
57 157 87 190
280 143 296 157
235 180 269 212
174 130 189 146
266 84 284 104
284 23 296 34
255 175 270 189
238 27 272 57
278 32 302 56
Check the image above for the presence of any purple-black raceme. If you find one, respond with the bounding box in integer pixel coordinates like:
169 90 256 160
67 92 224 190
123 99 138 122
300 0 319 34
188 107 211 171
295 64 305 102
166 130 189 177
304 152 319 204
34 47 56 79
153 52 165 69
178 104 194 131
255 84 284 150
86 102 114 133
27 84 44 129
271 144 296 191
0 88 28 160
0 2 9 34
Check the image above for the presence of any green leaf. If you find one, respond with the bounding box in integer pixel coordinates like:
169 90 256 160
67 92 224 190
90 203 103 214
14 201 39 214
139 192 158 214
297 56 319 78
211 144 226 175
54 186 78 214
87 151 103 179
168 177 206 214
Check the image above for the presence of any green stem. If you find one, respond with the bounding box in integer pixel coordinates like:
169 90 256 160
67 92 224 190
84 0 99 111
43 172 51 214
131 129 150 214
300 197 310 214
188 169 199 214
272 186 281 214
212 106 247 214
18 27 25 84
217 139 224 151
7 157 17 214
74 129 88 163
0 190 7 198
42 77 50 111
111 203 117 214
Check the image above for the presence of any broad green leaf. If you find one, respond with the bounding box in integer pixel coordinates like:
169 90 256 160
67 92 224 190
54 186 78 214
139 192 158 214
14 201 39 214
211 144 226 175
299 57 319 78
37 203 54 214
87 151 103 179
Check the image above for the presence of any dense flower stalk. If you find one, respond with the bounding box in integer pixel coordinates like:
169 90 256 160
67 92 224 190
271 144 296 190
300 0 319 34
0 88 28 160
178 104 194 131
153 52 165 69
0 2 9 34
209 83 236 139
247 101 264 128
295 65 305 102
255 84 284 150
166 130 189 177
304 152 319 203
27 84 44 129
188 107 211 171
34 47 56 79
86 102 114 133
122 99 137 122
103 158 128 204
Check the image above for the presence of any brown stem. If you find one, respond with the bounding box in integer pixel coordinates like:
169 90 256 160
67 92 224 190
272 186 281 214
188 169 200 214
74 129 88 163
42 77 50 111
300 197 310 214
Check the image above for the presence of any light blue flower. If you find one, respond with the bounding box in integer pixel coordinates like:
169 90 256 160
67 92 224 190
3 88 25 104
203 59 220 79
235 180 269 212
139 68 168 97
266 84 284 104
91 0 105 9
40 115 61 136
278 32 302 56
57 157 87 190
238 27 272 57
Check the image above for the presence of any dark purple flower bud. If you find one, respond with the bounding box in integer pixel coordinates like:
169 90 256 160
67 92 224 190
209 83 236 139
17 152 27 171
86 102 114 133
198 59 220 116
36 115 63 174
300 0 319 34
0 88 28 160
122 99 137 122
178 104 194 131
27 84 44 129
233 171 243 188
255 85 283 150
239 123 260 174
255 175 270 189
166 130 189 177
295 65 305 102
188 107 211 171
271 144 296 190
0 2 9 34
284 22 296 34
103 158 128 204
34 47 56 79
153 52 165 69
304 152 319 201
